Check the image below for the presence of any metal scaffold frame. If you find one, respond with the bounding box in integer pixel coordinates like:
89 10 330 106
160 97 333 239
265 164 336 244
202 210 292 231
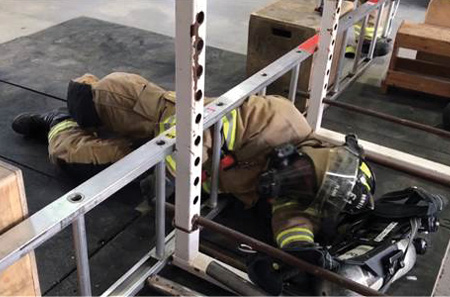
0 0 449 296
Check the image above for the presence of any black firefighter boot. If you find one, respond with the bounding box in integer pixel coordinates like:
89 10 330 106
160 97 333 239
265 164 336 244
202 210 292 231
12 108 71 142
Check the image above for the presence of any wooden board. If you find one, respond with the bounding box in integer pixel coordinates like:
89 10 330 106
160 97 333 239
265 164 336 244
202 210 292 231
417 0 450 66
397 22 450 57
0 160 40 296
383 70 450 99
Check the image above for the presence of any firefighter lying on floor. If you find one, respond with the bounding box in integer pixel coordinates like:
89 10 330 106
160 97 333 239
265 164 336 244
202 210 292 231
12 72 445 295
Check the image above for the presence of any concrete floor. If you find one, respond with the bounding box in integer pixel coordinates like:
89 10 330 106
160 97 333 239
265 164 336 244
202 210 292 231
0 0 274 54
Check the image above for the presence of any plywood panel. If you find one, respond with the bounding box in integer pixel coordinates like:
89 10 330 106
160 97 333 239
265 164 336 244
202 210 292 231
0 160 40 296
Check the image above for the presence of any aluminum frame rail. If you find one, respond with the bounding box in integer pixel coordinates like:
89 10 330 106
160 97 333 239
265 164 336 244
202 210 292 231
328 0 391 102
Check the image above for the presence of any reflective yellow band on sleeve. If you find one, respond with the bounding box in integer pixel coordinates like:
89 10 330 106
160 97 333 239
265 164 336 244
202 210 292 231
360 162 372 179
48 120 78 142
222 109 237 151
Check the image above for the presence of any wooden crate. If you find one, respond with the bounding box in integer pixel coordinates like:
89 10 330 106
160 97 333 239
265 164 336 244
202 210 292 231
382 21 450 98
0 161 40 296
416 0 450 65
246 0 353 111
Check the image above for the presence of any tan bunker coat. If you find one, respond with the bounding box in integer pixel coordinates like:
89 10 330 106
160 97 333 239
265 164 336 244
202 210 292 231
49 72 313 208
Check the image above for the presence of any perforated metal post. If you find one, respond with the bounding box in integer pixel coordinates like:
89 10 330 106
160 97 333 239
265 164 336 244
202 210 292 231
306 0 343 130
73 215 92 296
174 0 206 263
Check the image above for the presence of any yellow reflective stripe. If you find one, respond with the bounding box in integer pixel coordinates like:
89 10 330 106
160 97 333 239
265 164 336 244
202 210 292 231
276 227 314 243
272 201 300 213
354 23 383 40
346 45 356 54
360 162 372 179
221 109 237 151
279 235 314 248
166 154 176 173
48 120 78 142
202 179 211 193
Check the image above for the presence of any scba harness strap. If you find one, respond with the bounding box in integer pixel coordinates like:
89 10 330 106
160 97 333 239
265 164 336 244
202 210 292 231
374 187 446 220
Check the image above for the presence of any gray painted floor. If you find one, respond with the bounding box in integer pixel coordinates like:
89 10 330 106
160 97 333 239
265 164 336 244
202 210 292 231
0 0 274 54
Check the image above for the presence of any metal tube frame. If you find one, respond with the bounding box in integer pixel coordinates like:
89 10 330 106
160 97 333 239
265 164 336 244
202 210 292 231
72 215 92 296
1 0 446 296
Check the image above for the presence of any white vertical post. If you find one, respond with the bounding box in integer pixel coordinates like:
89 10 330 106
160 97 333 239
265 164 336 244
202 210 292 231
174 0 206 263
306 0 343 130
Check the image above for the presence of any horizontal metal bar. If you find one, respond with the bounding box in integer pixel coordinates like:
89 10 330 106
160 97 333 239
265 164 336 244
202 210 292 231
0 132 176 272
202 49 311 130
315 128 450 187
323 99 450 139
194 215 384 296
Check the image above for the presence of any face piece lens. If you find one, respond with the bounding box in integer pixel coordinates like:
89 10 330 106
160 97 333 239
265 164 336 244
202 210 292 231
258 154 317 209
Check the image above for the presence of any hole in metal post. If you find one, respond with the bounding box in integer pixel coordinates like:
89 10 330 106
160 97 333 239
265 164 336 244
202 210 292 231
194 136 201 146
337 7 341 14
195 113 202 124
324 83 328 90
334 24 338 31
261 73 268 77
195 157 200 166
329 54 333 61
197 11 205 24
326 69 330 75
67 193 84 203
195 90 203 101
196 65 203 78
196 39 204 52
156 140 166 146
216 102 224 106
194 177 200 186
194 196 199 205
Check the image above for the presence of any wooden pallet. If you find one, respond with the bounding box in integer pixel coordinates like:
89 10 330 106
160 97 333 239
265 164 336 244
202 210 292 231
0 161 40 296
382 21 450 98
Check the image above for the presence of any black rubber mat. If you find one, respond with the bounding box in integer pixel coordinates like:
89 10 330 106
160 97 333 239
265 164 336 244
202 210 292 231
0 17 246 99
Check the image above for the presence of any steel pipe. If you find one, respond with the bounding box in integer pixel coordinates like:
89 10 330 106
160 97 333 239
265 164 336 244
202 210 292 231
194 215 385 297
72 215 92 296
155 161 166 259
209 121 222 208
288 64 300 103
323 99 450 139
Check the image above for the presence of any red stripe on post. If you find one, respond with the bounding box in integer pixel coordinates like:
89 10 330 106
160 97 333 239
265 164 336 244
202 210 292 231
298 34 320 54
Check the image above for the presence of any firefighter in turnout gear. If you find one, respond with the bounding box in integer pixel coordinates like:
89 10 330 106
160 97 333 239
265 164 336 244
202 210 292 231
12 72 313 207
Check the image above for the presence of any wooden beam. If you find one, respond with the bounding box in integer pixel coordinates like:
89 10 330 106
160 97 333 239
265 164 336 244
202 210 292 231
397 22 450 57
384 70 450 98
395 57 450 80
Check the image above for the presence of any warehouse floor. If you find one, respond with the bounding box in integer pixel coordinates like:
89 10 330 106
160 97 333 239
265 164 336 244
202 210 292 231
1 0 449 296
